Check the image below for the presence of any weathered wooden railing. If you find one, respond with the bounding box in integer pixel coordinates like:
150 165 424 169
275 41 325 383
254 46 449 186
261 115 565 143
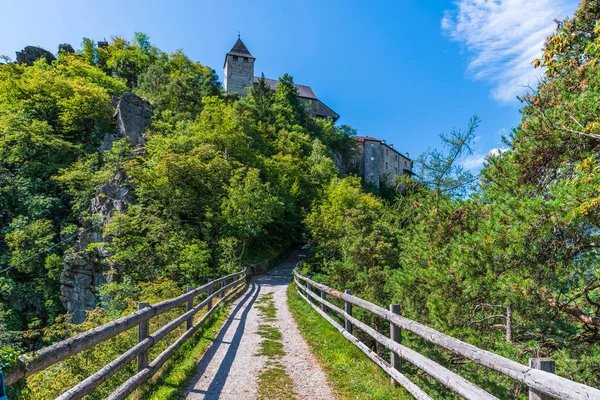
4 268 247 399
293 267 600 400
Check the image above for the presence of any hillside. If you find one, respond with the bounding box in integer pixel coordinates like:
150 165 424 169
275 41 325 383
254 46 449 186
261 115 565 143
0 34 355 359
2 1 600 396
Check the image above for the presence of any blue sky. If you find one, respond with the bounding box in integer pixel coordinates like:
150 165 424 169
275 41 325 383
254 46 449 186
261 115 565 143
1 0 578 169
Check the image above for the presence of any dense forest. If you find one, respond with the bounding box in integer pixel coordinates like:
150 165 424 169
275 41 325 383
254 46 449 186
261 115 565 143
2 0 600 398
0 32 355 397
304 1 600 397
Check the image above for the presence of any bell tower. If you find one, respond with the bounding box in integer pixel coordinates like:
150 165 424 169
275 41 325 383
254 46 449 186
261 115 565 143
224 36 255 96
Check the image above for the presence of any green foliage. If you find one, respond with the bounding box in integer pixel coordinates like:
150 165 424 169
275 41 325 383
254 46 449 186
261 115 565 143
23 278 185 400
0 29 354 399
222 168 284 248
135 304 230 399
416 115 479 198
135 50 220 121
303 2 600 396
287 286 412 399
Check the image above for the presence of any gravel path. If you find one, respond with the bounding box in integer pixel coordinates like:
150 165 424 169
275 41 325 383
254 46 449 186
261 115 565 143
185 248 335 400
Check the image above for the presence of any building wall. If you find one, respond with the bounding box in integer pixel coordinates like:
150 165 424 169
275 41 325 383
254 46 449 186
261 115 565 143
363 139 382 187
353 139 413 189
224 54 254 95
381 145 412 186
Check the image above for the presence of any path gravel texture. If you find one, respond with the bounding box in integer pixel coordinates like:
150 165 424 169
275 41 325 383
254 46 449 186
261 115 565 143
185 248 335 400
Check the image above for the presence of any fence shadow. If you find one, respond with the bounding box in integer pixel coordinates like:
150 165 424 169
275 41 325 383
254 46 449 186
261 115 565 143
186 281 259 399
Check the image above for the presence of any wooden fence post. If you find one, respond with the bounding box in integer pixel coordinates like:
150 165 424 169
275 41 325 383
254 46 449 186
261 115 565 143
344 289 352 334
390 304 402 385
221 279 226 299
137 302 149 372
206 280 213 311
529 358 555 400
186 287 194 330
321 290 327 313
506 303 512 342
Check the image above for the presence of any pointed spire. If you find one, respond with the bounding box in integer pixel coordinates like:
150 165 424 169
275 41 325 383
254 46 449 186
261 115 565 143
228 37 253 58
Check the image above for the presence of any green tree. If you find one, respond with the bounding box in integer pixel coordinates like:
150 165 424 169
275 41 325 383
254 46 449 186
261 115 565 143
221 168 283 258
416 115 479 198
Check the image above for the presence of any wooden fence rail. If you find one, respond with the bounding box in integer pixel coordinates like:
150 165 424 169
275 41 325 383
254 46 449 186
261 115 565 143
293 267 600 400
4 268 247 399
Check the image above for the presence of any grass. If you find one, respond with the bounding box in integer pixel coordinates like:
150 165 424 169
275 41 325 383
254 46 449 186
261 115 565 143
255 292 277 321
254 292 297 400
256 325 285 357
257 324 282 341
287 285 414 400
257 361 296 400
134 285 244 400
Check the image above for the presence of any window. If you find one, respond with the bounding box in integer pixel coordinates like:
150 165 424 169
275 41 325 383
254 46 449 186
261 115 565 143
385 162 388 170
243 57 249 63
233 56 238 62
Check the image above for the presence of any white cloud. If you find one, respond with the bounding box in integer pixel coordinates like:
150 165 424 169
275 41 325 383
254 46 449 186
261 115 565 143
461 154 487 170
442 0 578 103
461 147 509 170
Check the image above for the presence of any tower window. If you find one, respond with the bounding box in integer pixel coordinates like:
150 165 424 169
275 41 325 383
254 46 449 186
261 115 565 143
233 56 238 62
243 57 249 63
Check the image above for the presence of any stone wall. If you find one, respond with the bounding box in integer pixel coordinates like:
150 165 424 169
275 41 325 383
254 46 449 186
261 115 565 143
224 54 254 95
354 139 413 188
380 144 412 186
363 139 382 188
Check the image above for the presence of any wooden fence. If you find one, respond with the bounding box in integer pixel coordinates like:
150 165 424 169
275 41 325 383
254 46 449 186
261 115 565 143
293 267 600 400
5 268 247 399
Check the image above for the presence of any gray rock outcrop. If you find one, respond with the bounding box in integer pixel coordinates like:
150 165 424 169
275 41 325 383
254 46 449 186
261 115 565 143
101 92 152 151
60 93 150 323
60 169 137 323
16 46 56 66
58 43 75 54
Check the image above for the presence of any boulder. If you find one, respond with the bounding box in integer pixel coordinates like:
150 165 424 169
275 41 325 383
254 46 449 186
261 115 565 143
58 43 75 54
101 92 152 151
15 46 56 66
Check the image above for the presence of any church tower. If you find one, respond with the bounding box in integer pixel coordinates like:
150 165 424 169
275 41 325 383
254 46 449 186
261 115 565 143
223 37 255 96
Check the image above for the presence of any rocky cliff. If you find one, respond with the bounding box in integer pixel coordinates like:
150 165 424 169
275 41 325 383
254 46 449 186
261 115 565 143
60 92 151 323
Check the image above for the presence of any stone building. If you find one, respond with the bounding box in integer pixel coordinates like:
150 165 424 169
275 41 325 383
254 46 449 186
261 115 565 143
353 136 413 189
223 37 339 121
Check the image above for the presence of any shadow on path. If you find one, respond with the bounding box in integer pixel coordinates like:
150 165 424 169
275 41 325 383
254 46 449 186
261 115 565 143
186 247 310 399
187 282 260 399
